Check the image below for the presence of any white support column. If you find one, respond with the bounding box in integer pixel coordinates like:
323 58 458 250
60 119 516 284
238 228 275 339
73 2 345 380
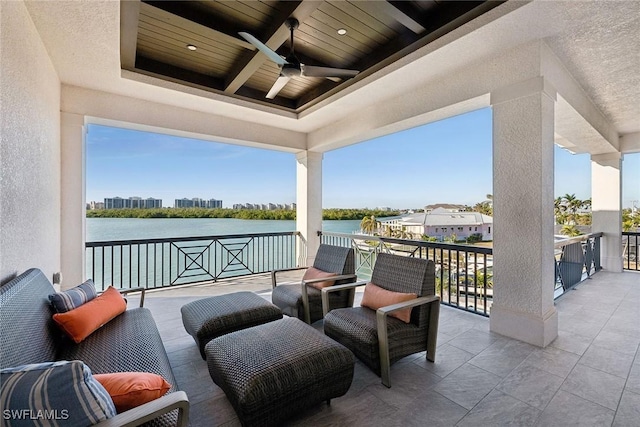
591 152 623 272
296 151 323 266
60 112 86 289
490 77 558 347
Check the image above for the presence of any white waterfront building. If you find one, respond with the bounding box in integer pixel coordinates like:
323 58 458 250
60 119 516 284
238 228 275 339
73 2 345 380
383 207 493 241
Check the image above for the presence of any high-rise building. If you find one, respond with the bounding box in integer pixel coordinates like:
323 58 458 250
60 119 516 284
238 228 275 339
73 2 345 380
232 202 295 210
104 196 162 209
104 197 125 209
144 198 162 209
206 199 223 208
174 198 222 208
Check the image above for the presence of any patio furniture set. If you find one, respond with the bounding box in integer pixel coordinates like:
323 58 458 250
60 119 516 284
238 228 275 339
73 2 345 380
0 245 439 427
181 244 440 425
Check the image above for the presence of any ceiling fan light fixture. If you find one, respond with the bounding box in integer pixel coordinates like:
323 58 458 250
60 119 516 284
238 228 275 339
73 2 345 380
337 28 347 35
186 44 197 51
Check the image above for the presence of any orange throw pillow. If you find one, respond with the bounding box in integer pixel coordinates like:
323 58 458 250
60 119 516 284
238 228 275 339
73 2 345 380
53 286 126 343
94 372 171 413
360 282 417 323
303 266 338 290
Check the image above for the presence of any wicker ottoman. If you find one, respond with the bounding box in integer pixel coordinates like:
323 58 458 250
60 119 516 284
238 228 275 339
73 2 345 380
181 291 283 359
205 317 354 427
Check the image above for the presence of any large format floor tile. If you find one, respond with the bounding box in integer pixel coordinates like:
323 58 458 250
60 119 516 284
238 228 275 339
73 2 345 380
144 270 640 426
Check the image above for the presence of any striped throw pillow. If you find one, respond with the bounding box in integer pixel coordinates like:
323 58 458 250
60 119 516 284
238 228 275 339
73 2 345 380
1 360 116 427
49 280 97 313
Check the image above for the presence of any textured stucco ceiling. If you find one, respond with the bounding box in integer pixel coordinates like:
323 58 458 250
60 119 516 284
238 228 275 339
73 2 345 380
23 0 640 140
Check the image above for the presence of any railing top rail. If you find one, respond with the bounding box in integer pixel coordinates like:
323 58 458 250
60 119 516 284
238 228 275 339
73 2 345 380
554 232 603 249
319 231 493 254
86 230 301 247
622 231 640 236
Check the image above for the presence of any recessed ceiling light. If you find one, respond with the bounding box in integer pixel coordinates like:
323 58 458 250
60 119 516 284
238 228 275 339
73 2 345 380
337 28 347 35
186 44 197 51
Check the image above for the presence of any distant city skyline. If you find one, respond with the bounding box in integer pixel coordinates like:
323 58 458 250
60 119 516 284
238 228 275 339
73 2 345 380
86 108 640 209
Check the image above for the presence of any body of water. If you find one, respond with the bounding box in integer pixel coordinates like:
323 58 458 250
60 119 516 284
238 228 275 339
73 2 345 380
86 217 361 241
85 217 363 289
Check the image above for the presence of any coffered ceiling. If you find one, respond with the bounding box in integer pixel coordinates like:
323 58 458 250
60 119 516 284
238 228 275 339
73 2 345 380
121 1 502 112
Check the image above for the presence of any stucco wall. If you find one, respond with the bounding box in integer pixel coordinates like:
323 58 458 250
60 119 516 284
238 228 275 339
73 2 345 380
0 1 61 283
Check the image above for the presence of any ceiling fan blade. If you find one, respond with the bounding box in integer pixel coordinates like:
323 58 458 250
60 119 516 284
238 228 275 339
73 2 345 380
301 65 359 78
238 32 288 66
266 76 290 99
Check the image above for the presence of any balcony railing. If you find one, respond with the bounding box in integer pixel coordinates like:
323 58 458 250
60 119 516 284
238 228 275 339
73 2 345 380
320 231 493 316
554 232 602 294
84 229 607 311
85 232 304 290
623 231 639 271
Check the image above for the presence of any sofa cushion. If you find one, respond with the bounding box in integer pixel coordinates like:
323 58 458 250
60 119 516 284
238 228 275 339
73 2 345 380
58 308 178 392
49 279 97 313
361 282 417 323
53 286 126 343
303 266 338 290
94 372 171 413
0 360 116 427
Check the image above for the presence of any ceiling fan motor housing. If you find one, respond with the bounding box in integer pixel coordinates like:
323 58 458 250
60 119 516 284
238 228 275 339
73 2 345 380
281 54 301 77
281 64 301 77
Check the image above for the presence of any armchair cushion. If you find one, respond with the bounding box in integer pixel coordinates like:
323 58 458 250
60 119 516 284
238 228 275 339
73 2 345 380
360 282 417 323
52 286 126 343
0 360 116 426
303 267 338 290
94 372 171 413
49 279 97 313
324 307 425 374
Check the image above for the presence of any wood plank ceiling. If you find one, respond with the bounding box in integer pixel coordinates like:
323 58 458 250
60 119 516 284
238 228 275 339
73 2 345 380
121 1 502 113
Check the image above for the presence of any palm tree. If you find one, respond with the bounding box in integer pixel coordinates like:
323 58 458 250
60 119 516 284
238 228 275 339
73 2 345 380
560 224 581 237
392 226 414 240
360 215 380 235
561 193 585 225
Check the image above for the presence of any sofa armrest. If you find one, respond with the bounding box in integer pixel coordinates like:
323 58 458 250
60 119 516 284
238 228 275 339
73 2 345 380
377 295 440 316
271 267 308 289
94 391 189 427
300 274 357 323
115 287 146 308
376 296 440 387
320 280 368 317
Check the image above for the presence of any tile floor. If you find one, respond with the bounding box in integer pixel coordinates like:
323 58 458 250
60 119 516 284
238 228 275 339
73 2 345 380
139 270 640 426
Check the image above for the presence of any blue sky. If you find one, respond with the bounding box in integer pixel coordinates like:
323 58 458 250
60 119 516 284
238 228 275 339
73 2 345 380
86 108 639 209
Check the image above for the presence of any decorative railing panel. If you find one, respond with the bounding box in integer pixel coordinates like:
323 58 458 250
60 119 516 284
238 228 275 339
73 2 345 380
623 231 639 271
320 231 493 316
86 232 304 290
554 232 602 293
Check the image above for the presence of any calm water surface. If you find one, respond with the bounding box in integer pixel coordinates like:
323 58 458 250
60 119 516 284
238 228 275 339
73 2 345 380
86 217 361 241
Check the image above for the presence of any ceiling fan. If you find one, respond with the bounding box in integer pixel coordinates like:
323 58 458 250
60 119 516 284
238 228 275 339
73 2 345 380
239 18 359 99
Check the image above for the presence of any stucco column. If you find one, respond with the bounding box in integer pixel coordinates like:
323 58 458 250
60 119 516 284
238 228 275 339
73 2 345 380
296 150 323 266
60 112 86 289
591 152 623 272
490 77 558 347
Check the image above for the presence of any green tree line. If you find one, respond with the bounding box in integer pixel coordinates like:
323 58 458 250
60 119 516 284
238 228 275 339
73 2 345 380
86 207 401 221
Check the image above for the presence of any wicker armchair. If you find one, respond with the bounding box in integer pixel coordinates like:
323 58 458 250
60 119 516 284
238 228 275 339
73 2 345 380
323 253 440 387
271 244 356 324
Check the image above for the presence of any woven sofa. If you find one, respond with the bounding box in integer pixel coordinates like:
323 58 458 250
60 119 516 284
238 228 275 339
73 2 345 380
0 268 189 427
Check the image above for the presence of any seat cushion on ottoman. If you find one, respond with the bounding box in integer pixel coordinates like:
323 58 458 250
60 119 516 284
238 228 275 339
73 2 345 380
205 317 354 427
181 292 282 359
